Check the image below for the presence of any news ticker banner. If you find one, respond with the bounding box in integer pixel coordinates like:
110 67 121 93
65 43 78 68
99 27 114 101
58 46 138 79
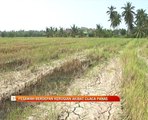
11 96 120 102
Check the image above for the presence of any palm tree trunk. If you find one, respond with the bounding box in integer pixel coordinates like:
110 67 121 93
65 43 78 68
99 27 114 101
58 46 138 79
127 25 131 35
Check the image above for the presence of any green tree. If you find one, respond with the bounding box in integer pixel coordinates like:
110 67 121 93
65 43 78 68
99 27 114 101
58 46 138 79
135 9 147 26
134 9 148 38
107 6 116 28
59 27 64 37
122 2 135 34
134 27 146 38
120 29 127 36
95 24 103 37
71 24 78 37
113 12 121 28
46 27 55 37
107 6 121 29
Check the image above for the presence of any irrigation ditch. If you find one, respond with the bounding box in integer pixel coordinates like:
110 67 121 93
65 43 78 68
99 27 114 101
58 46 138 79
0 52 99 120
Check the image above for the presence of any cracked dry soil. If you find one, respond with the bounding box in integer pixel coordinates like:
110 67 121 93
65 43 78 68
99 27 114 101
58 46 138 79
27 58 122 120
57 58 122 120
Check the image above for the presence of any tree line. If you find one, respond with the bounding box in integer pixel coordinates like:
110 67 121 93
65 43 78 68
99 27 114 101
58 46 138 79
45 25 127 38
0 2 147 38
0 26 127 38
0 30 46 37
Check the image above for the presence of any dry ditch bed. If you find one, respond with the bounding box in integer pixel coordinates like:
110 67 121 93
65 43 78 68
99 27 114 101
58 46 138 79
0 51 95 120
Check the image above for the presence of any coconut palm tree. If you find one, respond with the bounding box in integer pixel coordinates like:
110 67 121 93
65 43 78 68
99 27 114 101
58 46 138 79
134 26 146 38
135 9 148 37
45 27 56 37
71 24 78 37
121 2 135 34
95 24 103 37
46 27 50 37
107 6 121 29
135 9 147 27
59 27 64 37
112 12 121 28
106 6 116 28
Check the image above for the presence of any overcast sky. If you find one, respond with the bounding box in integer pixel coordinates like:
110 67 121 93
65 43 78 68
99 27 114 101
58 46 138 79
0 0 147 31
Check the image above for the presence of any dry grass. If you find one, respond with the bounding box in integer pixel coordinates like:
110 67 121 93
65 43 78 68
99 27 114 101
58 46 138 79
0 37 129 72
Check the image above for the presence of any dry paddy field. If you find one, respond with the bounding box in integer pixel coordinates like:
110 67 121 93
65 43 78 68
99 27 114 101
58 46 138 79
0 38 147 120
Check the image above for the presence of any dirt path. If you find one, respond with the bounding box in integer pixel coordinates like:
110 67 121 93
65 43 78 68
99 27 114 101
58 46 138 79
26 58 122 120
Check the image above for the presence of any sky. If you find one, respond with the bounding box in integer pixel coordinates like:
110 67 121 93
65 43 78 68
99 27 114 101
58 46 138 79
0 0 147 31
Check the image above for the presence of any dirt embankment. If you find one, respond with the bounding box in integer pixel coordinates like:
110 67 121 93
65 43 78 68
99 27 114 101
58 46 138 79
0 50 92 102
